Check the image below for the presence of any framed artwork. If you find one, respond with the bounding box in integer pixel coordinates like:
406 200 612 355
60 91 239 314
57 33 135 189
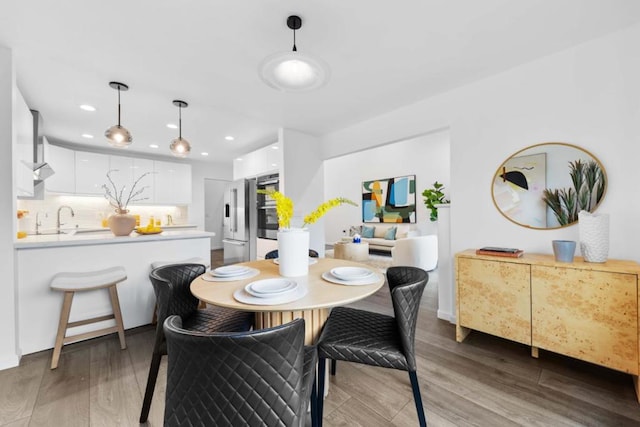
362 175 416 223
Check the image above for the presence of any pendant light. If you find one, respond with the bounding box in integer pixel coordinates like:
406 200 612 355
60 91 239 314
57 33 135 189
169 100 191 158
104 82 132 147
259 15 330 92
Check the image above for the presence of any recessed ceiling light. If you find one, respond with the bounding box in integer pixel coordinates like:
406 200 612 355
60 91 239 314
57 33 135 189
272 163 277 167
167 123 178 129
236 157 243 161
271 145 279 150
79 104 96 112
149 144 159 148
81 134 94 139
225 136 234 141
201 152 209 156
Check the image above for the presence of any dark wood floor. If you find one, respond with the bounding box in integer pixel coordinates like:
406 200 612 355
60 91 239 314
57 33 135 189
1 252 639 426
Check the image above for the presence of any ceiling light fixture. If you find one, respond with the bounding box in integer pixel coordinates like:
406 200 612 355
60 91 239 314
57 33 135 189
169 100 191 158
224 135 234 141
166 123 178 129
149 144 159 149
104 82 132 147
259 15 330 92
80 104 96 112
81 134 94 139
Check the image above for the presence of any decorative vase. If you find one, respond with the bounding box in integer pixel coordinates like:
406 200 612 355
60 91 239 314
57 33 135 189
277 228 310 277
108 209 136 236
578 210 609 263
552 240 576 263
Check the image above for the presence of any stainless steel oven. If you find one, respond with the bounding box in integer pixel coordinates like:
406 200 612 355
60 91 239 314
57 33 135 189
256 173 279 239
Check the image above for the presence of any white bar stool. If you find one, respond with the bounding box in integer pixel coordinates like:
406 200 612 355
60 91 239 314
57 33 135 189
50 266 127 369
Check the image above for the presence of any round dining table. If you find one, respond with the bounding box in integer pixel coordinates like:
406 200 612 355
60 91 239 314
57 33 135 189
191 258 386 344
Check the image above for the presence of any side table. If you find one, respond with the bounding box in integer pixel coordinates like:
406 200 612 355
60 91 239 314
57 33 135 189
334 241 369 262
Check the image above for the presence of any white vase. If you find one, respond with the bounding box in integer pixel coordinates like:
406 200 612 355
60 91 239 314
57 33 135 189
578 211 609 263
277 228 310 277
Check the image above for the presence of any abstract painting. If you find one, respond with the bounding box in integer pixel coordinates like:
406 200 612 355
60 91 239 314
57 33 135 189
362 175 416 223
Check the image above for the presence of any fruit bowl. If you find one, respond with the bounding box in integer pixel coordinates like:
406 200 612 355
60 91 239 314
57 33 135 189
135 227 163 235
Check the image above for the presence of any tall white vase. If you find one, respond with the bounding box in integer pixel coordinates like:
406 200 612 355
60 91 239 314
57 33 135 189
578 211 609 263
277 228 310 277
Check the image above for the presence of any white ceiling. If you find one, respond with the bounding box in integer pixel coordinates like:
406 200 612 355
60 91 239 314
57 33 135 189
2 0 640 163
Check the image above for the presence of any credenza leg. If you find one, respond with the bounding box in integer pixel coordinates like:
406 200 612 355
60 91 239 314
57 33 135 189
633 375 639 403
531 346 539 358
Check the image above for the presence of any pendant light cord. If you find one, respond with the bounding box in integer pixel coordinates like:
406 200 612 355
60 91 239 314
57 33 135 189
292 27 297 52
178 105 182 139
117 87 121 127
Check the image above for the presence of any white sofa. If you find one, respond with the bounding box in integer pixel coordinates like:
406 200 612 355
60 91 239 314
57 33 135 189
345 224 418 253
391 235 438 271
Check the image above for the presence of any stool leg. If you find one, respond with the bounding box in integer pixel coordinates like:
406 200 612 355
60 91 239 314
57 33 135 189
108 285 127 350
51 291 74 369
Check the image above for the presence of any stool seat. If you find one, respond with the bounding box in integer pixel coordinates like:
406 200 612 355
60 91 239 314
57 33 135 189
51 266 127 291
50 266 127 369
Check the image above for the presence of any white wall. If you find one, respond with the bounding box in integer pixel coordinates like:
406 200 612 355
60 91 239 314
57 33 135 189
1 47 19 369
324 131 450 243
322 23 640 266
280 128 325 256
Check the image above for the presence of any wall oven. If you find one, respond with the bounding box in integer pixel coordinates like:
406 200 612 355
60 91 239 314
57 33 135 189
256 173 279 239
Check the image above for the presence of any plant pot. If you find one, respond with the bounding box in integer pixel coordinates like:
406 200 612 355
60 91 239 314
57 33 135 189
552 240 576 263
277 228 309 277
108 209 136 236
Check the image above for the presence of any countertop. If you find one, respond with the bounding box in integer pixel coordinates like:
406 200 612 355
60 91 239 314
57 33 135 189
15 229 214 249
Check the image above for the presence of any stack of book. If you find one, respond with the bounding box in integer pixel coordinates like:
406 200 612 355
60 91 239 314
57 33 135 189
475 247 524 258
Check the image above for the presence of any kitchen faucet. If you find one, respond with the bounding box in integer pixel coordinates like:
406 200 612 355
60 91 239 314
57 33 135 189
57 205 75 233
35 212 47 235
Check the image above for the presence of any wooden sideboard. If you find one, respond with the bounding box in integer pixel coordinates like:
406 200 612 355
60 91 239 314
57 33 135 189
455 250 640 402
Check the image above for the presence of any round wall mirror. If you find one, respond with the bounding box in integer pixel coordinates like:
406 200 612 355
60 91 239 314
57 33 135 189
492 142 607 229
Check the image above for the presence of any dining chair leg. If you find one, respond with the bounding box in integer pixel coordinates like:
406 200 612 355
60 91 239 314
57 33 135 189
310 376 318 427
139 352 162 423
330 359 337 376
317 357 326 427
408 370 427 427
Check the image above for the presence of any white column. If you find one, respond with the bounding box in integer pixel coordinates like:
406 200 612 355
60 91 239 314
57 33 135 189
435 204 454 323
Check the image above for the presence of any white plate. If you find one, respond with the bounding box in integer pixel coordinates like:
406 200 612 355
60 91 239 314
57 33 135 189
321 271 381 286
330 266 373 281
273 258 318 265
212 265 250 277
245 279 298 298
202 268 260 282
233 284 308 306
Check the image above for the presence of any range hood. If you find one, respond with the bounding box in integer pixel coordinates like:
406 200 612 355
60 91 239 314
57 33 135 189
30 110 54 184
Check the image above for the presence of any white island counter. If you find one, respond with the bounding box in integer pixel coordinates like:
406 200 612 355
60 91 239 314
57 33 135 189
14 230 213 356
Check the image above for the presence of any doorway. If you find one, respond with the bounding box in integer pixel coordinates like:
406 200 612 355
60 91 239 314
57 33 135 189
204 178 230 250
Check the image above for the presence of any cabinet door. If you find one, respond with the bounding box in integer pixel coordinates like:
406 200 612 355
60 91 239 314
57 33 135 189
15 90 33 196
457 257 531 345
108 155 134 196
132 158 154 204
532 266 638 374
75 151 110 195
45 143 75 193
154 161 192 205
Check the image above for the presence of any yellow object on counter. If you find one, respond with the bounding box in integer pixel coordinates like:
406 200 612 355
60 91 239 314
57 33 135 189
155 219 161 227
17 231 27 239
135 214 140 226
101 218 109 228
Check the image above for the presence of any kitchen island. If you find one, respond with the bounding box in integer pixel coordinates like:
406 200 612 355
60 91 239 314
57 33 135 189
14 230 213 356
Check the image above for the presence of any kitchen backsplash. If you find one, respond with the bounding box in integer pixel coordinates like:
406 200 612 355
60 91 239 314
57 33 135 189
17 195 188 233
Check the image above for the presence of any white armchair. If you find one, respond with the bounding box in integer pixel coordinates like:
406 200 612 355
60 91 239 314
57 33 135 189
391 235 438 271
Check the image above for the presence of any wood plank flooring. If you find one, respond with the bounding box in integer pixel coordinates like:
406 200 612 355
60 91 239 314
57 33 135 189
1 251 639 426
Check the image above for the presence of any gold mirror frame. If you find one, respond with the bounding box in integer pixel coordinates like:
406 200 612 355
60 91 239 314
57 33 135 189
492 142 607 229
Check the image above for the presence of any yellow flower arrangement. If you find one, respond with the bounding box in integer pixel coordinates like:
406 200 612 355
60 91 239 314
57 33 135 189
259 189 357 229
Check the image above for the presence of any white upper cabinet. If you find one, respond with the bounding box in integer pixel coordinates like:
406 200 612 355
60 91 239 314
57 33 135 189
233 142 280 179
15 90 33 197
75 151 109 195
154 161 192 205
107 155 134 196
45 143 75 193
132 158 155 204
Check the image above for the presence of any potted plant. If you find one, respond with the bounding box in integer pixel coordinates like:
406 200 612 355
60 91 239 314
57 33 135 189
422 181 449 222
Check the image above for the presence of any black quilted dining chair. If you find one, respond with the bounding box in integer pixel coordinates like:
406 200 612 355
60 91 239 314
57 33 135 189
317 266 429 427
265 249 319 259
163 315 318 427
139 263 254 423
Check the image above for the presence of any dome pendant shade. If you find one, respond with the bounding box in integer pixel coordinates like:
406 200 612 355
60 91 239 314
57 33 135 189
169 100 191 158
105 81 132 147
105 125 132 147
259 15 330 92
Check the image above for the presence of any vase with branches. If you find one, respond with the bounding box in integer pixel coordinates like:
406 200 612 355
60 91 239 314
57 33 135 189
102 170 149 235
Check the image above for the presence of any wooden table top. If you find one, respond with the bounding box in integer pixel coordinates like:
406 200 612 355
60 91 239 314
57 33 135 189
191 258 385 312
